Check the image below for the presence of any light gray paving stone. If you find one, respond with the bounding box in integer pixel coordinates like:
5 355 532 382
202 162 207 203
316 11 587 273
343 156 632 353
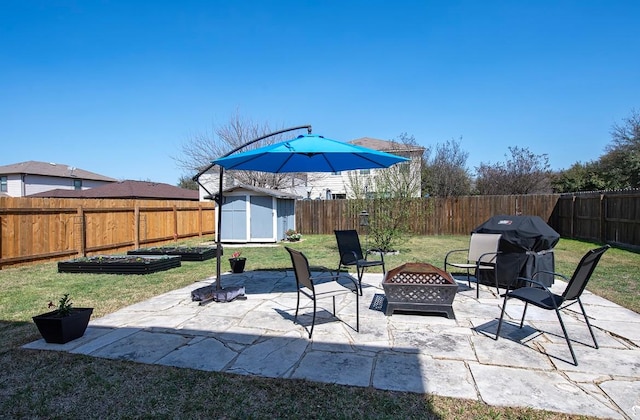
471 334 555 370
91 330 190 363
373 352 477 399
227 335 309 378
22 326 112 351
291 350 374 386
390 330 475 360
599 380 640 420
530 320 627 349
470 364 623 418
544 344 640 376
156 336 238 371
70 327 142 355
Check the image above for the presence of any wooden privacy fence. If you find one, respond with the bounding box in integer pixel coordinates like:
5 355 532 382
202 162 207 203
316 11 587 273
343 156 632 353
296 195 561 236
296 192 640 249
0 197 216 268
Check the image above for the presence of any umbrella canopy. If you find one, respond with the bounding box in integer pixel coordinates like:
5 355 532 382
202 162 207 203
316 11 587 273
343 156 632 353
213 134 410 172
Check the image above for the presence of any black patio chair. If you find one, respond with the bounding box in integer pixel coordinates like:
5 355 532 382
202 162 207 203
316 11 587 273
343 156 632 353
334 229 385 296
286 246 359 338
495 245 610 365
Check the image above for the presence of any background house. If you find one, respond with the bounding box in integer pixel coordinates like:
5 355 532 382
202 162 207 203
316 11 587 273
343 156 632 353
0 161 116 197
197 137 424 201
28 180 199 201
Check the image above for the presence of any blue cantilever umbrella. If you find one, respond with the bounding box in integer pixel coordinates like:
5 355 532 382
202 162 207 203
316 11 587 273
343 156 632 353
213 134 409 173
208 133 409 293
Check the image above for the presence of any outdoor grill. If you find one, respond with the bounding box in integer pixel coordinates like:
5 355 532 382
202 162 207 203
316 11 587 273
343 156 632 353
473 215 560 288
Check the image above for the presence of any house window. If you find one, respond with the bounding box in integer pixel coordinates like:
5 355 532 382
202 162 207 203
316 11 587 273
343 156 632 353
73 179 82 190
399 162 410 175
359 169 370 175
332 193 346 199
0 176 7 192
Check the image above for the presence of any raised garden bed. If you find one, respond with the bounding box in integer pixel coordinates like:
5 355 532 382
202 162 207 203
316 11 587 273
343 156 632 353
127 246 217 261
58 255 181 274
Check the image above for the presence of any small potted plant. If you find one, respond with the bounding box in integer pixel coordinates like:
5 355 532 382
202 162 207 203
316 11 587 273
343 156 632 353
32 294 93 344
228 251 246 273
285 229 302 242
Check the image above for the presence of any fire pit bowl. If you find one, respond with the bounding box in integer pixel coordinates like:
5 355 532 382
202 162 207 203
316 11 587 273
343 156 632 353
382 262 458 319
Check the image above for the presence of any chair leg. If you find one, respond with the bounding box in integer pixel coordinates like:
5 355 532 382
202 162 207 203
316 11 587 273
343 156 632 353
332 296 336 316
577 298 599 349
355 292 359 332
309 298 317 339
555 308 578 366
519 302 529 328
356 266 364 296
294 290 300 322
495 294 509 340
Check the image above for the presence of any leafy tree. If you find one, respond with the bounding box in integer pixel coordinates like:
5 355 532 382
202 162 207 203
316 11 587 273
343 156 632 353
177 175 199 190
475 146 552 195
552 109 640 192
600 109 640 189
551 161 608 193
345 133 425 251
423 137 472 197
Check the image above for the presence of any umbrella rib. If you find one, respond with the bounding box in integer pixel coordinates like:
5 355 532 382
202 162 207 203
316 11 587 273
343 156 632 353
321 154 338 173
275 155 295 173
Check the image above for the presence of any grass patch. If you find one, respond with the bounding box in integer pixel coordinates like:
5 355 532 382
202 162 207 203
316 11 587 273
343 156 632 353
1 234 631 419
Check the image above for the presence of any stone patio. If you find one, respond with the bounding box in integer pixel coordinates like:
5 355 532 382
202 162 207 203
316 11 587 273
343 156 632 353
24 270 640 419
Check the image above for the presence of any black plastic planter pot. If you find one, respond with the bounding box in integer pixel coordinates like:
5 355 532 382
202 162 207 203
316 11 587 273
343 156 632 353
33 308 93 344
229 258 246 273
127 246 217 261
57 255 181 274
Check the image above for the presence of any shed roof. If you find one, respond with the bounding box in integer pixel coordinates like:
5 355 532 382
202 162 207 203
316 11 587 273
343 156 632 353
0 160 117 182
222 183 300 199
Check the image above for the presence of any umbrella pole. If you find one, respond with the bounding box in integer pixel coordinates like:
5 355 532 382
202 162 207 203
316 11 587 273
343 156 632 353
215 166 224 290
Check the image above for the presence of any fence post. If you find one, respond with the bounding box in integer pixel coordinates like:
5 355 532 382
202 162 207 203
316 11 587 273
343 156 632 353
173 205 178 241
77 206 86 257
134 205 140 249
600 193 606 243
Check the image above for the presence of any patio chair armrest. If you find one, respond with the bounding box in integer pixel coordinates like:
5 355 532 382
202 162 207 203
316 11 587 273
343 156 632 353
531 270 569 283
335 274 360 290
476 250 501 266
514 276 553 293
365 248 385 263
444 248 470 265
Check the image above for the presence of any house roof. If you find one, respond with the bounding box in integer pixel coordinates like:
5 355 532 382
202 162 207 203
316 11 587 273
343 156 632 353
28 180 199 200
222 183 300 199
349 137 424 153
0 160 117 182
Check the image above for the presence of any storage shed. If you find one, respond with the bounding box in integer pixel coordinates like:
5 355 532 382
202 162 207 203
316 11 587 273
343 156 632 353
218 184 299 243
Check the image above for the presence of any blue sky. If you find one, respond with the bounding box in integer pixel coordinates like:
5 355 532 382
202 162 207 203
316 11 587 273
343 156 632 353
1 1 638 185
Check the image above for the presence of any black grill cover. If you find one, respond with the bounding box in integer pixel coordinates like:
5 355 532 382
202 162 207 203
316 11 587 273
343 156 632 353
473 215 560 287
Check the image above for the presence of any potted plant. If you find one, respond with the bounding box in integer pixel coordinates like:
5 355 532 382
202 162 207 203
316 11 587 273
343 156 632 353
32 294 93 344
228 251 246 273
285 229 302 242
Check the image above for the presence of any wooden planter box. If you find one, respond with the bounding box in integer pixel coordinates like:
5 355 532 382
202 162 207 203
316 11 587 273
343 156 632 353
127 246 217 261
58 255 181 274
33 308 93 344
382 263 458 319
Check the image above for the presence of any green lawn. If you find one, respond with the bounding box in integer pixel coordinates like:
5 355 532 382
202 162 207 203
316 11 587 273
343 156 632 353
1 234 634 419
